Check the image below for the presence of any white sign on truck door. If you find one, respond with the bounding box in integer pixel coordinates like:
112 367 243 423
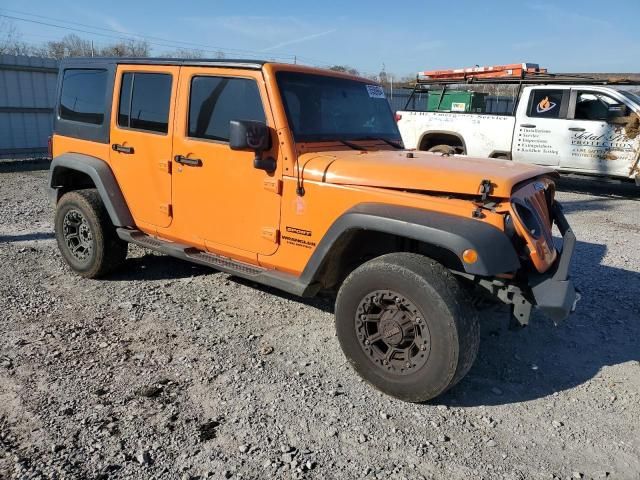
511 88 569 166
561 89 640 177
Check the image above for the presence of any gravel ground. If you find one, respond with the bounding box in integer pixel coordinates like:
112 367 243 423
1 167 639 480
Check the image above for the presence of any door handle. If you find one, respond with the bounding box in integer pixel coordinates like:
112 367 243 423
568 127 586 132
112 143 134 154
520 124 536 128
174 155 202 167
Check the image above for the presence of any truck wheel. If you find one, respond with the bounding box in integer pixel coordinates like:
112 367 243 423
335 252 479 402
55 189 127 278
428 144 457 155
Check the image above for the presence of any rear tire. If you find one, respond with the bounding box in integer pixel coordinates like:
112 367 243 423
55 189 127 278
335 253 479 402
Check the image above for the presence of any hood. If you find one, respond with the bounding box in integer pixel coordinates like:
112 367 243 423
299 149 554 198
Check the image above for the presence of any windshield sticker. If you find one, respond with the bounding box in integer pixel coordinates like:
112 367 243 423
536 96 557 114
366 85 386 99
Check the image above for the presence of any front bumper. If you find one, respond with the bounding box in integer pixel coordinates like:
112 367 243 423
529 202 579 322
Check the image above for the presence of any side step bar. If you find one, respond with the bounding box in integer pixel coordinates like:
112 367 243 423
116 228 316 297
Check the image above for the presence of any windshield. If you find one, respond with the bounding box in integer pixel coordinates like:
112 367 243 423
619 90 640 106
276 71 401 143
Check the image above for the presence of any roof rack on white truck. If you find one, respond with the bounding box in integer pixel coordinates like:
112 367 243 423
397 63 640 184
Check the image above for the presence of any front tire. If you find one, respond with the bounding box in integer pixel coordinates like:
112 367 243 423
335 253 479 402
55 189 127 278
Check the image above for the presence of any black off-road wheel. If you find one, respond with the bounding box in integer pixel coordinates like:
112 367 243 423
54 189 128 278
335 253 479 402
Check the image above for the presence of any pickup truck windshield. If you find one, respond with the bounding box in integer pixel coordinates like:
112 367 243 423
619 90 640 107
276 71 401 143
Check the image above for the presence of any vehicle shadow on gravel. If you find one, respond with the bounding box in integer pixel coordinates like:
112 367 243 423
556 176 639 200
103 240 639 409
231 276 336 313
561 198 622 213
0 232 55 243
437 239 640 407
106 253 212 281
0 159 51 173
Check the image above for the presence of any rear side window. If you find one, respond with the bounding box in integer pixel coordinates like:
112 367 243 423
528 89 565 119
188 76 265 142
59 69 107 125
118 73 173 134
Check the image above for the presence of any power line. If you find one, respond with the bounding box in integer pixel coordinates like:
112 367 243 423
0 13 285 60
0 9 335 67
0 8 292 58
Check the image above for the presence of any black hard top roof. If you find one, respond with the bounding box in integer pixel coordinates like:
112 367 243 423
60 57 268 70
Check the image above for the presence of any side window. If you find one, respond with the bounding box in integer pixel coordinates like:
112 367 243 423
118 72 172 134
528 89 565 119
188 76 266 142
574 91 619 122
59 69 107 125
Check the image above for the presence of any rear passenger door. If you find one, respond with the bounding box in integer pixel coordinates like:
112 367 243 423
171 67 281 261
110 65 179 230
512 88 569 166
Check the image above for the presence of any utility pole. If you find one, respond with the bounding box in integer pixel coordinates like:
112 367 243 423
91 41 94 57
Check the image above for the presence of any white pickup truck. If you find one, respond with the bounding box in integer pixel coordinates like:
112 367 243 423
397 83 640 184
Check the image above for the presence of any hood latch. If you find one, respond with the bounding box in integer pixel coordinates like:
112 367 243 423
478 179 493 201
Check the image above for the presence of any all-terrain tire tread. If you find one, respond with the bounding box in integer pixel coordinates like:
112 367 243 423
368 253 480 390
336 252 479 402
55 189 127 278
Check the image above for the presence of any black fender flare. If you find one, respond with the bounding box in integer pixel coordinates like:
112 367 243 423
48 153 134 227
300 203 520 281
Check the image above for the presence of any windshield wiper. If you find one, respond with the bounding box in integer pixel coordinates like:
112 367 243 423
338 139 367 151
356 137 404 149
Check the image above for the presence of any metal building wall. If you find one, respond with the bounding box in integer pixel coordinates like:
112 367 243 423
0 55 59 159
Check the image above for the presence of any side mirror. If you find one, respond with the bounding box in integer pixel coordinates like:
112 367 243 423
229 120 270 151
229 120 275 172
607 104 628 120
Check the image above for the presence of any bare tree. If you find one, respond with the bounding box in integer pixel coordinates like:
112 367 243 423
45 34 93 59
100 39 150 57
329 65 360 76
0 18 34 56
160 48 227 59
160 48 205 59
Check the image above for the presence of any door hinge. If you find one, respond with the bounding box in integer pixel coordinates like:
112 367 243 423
261 227 279 243
160 203 172 217
159 160 172 173
263 178 282 194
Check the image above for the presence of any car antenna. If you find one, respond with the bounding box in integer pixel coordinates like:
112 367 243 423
296 152 305 196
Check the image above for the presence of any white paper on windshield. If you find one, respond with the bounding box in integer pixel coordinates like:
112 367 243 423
366 85 386 99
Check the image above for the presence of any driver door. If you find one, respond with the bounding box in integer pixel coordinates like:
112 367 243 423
169 67 282 262
561 89 639 177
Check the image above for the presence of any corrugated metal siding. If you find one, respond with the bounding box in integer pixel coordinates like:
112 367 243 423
385 88 413 113
0 55 59 159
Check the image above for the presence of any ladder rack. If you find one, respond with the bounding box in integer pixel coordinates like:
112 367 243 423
414 72 640 87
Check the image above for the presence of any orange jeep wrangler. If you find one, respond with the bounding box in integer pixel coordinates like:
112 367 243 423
49 58 578 402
